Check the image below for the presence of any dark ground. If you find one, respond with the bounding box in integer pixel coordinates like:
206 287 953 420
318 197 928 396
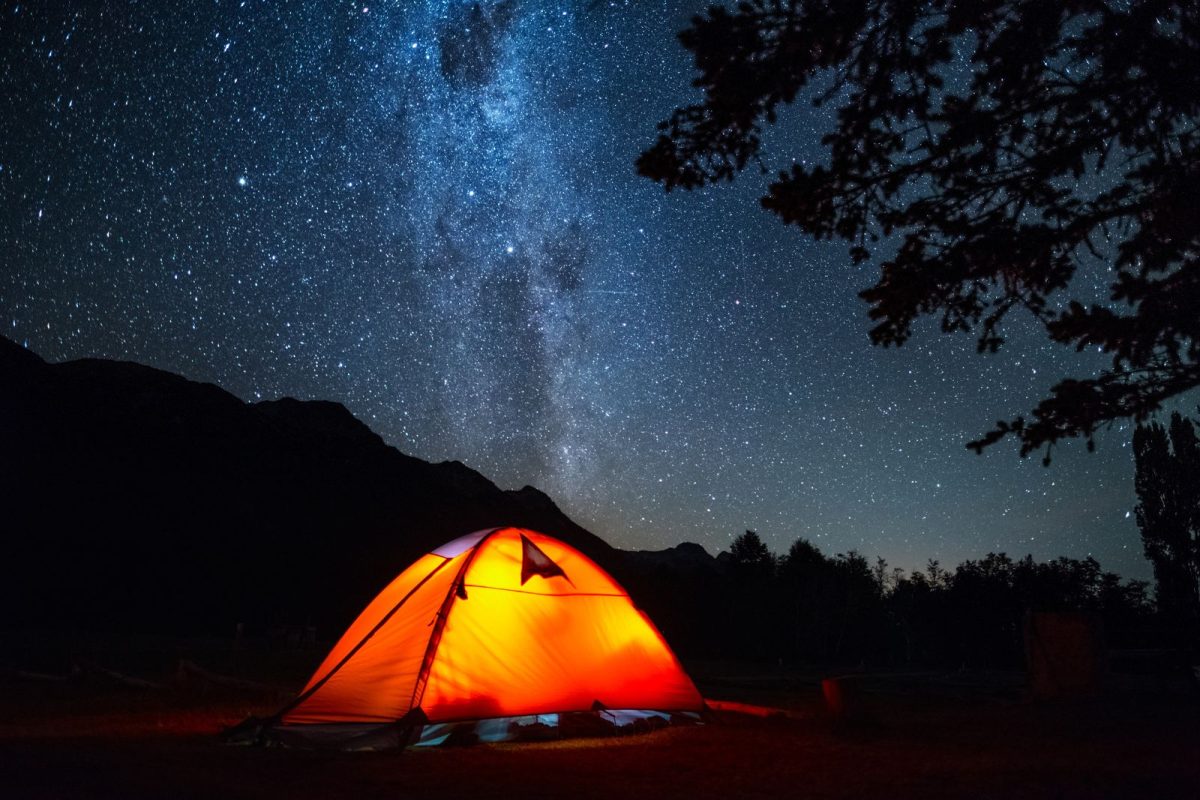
1 637 1197 800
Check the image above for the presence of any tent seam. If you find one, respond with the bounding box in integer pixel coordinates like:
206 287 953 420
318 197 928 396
406 528 500 716
271 555 454 723
461 584 624 598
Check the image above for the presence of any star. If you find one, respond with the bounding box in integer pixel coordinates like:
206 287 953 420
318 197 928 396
0 0 1153 580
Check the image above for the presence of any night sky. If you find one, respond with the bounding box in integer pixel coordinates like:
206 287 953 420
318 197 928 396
0 1 1151 577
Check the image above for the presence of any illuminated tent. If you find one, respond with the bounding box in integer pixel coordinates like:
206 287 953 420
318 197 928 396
263 527 703 748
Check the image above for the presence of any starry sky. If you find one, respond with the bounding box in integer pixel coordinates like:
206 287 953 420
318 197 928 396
0 0 1154 577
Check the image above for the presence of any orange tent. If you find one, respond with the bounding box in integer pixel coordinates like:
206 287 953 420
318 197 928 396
266 527 702 747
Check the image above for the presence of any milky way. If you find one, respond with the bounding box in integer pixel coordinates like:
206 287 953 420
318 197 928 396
0 0 1156 577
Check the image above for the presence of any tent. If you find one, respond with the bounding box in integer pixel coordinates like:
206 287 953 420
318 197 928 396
258 527 703 748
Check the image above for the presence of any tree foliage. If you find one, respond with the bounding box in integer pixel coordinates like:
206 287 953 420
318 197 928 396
1134 412 1200 642
729 529 775 569
627 533 1154 667
724 530 777 657
639 0 1200 458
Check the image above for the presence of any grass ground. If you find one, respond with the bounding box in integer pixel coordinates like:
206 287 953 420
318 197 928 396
1 639 1197 799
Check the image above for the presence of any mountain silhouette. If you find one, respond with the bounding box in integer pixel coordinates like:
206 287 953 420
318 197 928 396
0 337 612 635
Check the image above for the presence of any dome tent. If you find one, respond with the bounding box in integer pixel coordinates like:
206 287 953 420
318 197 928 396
254 527 703 749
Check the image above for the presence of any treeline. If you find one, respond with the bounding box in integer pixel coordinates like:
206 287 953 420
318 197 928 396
629 412 1200 669
624 533 1161 669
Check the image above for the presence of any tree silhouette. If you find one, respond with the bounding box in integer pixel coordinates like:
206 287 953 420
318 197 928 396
778 538 837 660
677 533 1155 667
1133 412 1200 645
639 1 1200 460
729 529 774 571
725 530 778 659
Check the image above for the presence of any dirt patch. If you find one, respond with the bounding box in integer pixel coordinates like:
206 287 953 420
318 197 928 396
1 654 1197 799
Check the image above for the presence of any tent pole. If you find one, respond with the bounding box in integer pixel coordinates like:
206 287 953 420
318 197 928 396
268 556 455 724
407 528 500 715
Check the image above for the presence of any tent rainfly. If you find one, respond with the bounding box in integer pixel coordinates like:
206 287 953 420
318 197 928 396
249 527 704 749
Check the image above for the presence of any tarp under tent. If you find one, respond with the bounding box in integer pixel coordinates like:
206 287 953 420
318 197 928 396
246 527 704 749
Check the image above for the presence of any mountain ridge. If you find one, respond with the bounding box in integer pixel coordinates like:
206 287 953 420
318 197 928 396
0 336 620 635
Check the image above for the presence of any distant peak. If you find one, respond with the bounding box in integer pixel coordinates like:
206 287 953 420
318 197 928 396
620 541 718 572
507 485 561 512
0 335 46 370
